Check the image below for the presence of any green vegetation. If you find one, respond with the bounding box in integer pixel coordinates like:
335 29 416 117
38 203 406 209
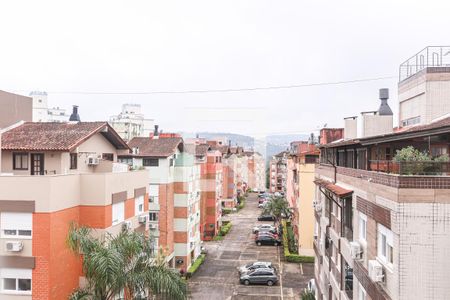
262 196 292 225
222 208 232 215
300 289 315 300
281 220 314 264
67 223 187 300
237 197 246 210
186 254 206 278
212 221 232 241
393 146 450 175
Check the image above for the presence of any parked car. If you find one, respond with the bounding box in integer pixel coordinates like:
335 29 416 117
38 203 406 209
255 234 281 246
253 224 276 234
238 261 273 274
256 231 279 239
258 227 278 235
258 197 268 204
307 279 316 293
240 268 278 286
258 201 268 208
258 215 275 221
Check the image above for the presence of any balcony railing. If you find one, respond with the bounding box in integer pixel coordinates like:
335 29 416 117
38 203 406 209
369 160 450 175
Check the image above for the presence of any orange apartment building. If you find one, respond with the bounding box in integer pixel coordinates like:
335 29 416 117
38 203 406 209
120 131 202 271
0 120 148 300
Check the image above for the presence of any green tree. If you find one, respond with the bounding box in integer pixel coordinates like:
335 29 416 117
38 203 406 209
67 224 187 300
262 196 292 225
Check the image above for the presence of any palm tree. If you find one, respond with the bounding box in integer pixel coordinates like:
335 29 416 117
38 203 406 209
67 223 187 300
262 196 293 225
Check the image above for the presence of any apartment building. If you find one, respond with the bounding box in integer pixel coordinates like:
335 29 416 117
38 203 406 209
0 91 32 129
0 121 148 300
286 141 319 256
120 132 201 270
244 151 266 192
398 46 450 127
29 91 69 122
313 89 450 300
269 151 288 194
109 104 154 141
221 151 238 208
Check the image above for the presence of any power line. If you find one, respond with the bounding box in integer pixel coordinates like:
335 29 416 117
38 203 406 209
10 75 395 96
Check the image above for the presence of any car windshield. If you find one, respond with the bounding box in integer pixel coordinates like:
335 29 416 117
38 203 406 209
245 263 253 268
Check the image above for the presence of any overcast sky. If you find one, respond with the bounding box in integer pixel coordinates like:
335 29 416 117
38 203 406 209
1 0 449 138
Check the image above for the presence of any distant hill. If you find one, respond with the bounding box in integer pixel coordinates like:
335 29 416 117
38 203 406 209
266 134 309 146
182 132 255 148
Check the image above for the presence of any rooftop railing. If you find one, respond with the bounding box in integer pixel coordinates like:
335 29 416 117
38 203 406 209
399 46 450 81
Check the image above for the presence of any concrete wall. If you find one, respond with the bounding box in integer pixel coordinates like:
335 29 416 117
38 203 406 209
298 163 315 256
0 90 32 128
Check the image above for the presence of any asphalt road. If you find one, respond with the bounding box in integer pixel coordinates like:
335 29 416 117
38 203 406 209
188 193 314 300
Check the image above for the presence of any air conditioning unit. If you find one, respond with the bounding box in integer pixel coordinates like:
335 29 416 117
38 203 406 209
6 241 23 252
87 156 99 165
138 215 147 224
350 241 362 259
368 260 384 282
122 220 132 231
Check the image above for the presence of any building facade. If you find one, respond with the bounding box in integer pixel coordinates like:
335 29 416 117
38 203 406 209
109 104 154 141
269 151 288 194
0 121 148 300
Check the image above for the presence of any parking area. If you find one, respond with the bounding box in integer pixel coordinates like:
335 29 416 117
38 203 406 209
188 194 314 300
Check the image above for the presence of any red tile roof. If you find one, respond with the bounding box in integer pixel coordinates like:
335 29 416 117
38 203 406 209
195 144 210 156
1 122 128 151
314 178 353 197
127 137 183 157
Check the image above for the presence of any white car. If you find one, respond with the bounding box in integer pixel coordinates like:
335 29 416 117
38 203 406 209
258 201 268 208
238 261 273 274
253 224 276 234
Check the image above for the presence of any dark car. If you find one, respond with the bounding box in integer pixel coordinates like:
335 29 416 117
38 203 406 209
255 234 281 246
258 215 275 221
240 268 278 286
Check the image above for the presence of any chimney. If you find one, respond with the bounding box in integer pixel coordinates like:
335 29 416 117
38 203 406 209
344 116 357 140
69 105 80 122
152 125 159 139
378 88 393 116
360 88 393 137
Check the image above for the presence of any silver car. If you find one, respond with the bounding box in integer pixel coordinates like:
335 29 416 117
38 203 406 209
240 268 278 286
238 261 272 274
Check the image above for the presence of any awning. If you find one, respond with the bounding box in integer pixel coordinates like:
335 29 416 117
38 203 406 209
314 178 353 198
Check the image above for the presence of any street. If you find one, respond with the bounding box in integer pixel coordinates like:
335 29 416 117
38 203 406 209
188 193 314 300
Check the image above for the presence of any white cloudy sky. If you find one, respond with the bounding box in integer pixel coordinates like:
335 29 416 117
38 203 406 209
1 0 449 137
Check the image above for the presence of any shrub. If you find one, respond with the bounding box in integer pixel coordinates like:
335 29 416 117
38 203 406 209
213 235 224 241
394 146 430 162
220 222 232 236
281 220 314 264
186 254 206 278
301 290 315 300
222 208 232 215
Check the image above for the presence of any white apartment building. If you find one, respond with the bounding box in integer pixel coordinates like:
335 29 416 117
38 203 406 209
109 104 154 141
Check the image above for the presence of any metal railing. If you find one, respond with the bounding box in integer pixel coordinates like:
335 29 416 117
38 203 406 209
369 160 450 175
399 46 450 81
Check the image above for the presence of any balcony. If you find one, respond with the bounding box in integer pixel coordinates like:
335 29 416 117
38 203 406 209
370 160 450 175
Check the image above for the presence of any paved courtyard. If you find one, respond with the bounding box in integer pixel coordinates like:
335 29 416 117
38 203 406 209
188 193 314 300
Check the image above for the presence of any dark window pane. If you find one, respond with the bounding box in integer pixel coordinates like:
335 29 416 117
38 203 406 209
18 230 32 236
4 230 17 235
102 153 114 161
70 153 78 169
18 279 31 291
3 278 16 290
143 158 159 167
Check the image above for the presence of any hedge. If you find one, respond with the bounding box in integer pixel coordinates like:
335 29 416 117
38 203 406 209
220 221 232 236
222 208 232 215
187 254 206 278
281 220 314 263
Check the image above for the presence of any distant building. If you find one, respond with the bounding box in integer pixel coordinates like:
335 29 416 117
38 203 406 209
398 46 450 127
109 103 154 141
29 91 70 122
0 90 32 128
269 151 287 194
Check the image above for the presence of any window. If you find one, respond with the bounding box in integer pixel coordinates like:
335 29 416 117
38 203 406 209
169 158 174 167
135 195 144 215
0 268 32 294
102 153 114 161
149 185 159 204
119 158 133 166
112 202 125 225
0 213 32 238
377 224 394 266
358 282 366 300
149 212 158 222
70 153 77 170
143 158 159 167
13 153 28 170
359 213 367 242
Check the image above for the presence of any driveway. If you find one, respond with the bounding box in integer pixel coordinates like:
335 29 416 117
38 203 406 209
188 193 314 300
